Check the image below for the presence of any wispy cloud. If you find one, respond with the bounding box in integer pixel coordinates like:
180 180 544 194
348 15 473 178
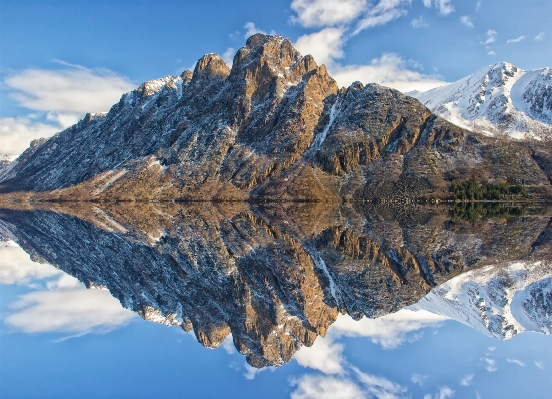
330 53 447 93
290 0 367 28
4 65 134 122
412 374 429 386
534 32 545 42
507 35 526 44
1 62 134 158
488 50 496 56
482 29 497 44
351 0 411 35
423 0 455 16
424 386 455 399
411 16 429 28
290 375 366 399
476 1 482 11
290 369 409 399
459 16 474 28
507 358 526 367
4 270 135 336
460 374 474 386
534 361 545 370
353 367 408 398
483 358 497 372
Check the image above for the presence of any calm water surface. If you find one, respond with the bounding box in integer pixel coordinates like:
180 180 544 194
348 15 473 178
1 202 551 398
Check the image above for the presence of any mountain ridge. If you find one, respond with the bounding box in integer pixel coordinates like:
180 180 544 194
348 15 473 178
0 34 550 201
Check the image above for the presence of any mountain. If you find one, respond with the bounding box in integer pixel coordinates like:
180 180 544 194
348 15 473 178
1 35 550 200
412 260 552 339
1 201 550 367
411 62 552 141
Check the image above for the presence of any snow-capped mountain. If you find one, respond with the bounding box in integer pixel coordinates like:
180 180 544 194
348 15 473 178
411 62 552 140
412 260 552 339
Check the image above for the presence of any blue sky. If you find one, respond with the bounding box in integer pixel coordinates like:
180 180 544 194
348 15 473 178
0 0 550 157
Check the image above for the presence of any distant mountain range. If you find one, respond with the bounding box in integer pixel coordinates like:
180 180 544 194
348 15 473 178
1 35 550 201
410 62 552 141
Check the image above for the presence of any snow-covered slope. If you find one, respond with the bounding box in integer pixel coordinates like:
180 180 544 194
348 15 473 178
411 260 552 339
412 62 552 140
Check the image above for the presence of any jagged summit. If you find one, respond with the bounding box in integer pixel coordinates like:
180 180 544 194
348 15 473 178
0 34 550 199
412 61 552 140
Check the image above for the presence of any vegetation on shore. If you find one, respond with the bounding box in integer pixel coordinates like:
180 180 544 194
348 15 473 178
451 178 528 201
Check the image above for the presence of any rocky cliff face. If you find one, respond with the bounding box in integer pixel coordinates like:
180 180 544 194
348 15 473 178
1 202 549 367
1 36 549 200
411 62 552 141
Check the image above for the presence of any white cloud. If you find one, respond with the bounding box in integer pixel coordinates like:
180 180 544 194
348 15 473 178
507 358 526 367
423 0 455 16
221 334 236 354
488 50 496 56
353 367 408 399
534 361 545 370
507 35 526 44
476 1 481 11
534 32 545 41
483 358 497 372
482 29 497 44
460 374 474 386
0 243 62 284
411 374 429 386
1 63 134 158
0 117 59 158
291 375 366 399
290 0 367 28
222 47 236 67
244 363 266 380
330 53 448 93
487 346 496 351
411 16 429 28
352 0 411 35
424 386 455 399
4 66 134 123
459 16 474 28
4 260 135 336
295 27 346 66
295 337 345 374
326 309 446 349
244 22 266 38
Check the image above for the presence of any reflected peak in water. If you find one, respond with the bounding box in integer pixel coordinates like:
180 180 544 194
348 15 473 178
1 201 550 368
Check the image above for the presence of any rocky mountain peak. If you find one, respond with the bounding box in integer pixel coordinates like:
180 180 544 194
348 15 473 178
191 53 230 83
136 75 177 97
181 69 193 85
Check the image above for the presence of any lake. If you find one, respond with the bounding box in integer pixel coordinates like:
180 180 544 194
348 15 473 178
1 201 551 398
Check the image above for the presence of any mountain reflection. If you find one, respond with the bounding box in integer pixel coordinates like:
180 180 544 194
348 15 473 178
0 201 550 367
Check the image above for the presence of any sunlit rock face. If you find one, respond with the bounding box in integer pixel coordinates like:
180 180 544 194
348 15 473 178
1 202 550 367
1 35 549 199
